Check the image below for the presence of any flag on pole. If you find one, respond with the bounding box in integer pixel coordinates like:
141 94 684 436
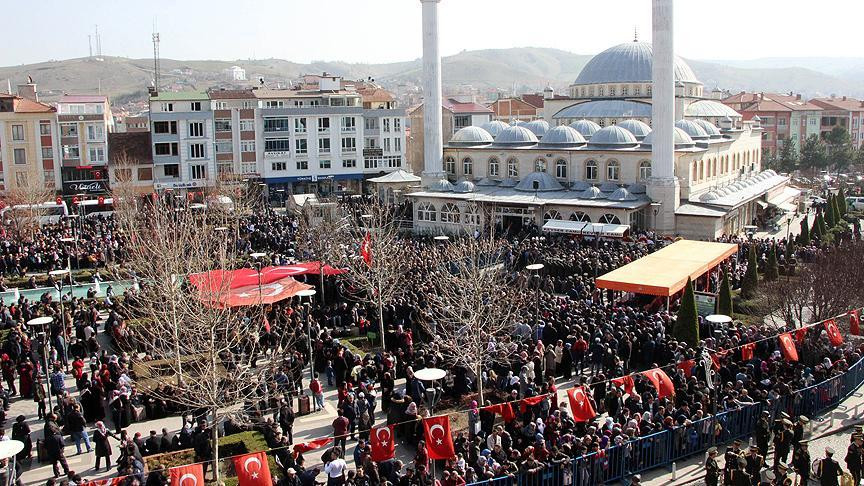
233 451 272 486
641 368 675 399
423 415 455 460
778 332 799 361
567 386 596 422
611 375 635 395
741 343 755 361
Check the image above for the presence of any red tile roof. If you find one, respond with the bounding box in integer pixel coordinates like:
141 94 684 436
521 94 544 109
207 88 256 100
60 95 108 104
443 98 493 114
811 97 864 111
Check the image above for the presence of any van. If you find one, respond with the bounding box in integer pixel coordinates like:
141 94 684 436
847 196 864 211
1 200 69 224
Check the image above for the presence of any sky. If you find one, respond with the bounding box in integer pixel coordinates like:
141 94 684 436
4 0 864 66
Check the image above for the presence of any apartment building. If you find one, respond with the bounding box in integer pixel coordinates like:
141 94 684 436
0 84 61 194
108 131 154 194
148 91 215 192
56 95 113 195
488 94 545 122
722 92 821 155
207 88 258 179
810 96 864 147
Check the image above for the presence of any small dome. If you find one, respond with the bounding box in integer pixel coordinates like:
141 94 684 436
569 119 601 139
691 119 721 138
715 187 730 196
523 119 550 137
498 178 518 188
512 120 526 126
514 172 565 192
475 177 498 186
539 125 586 147
616 119 652 140
599 182 621 193
627 183 647 194
449 126 494 147
700 191 720 202
764 169 777 177
494 126 539 146
684 99 742 119
641 127 695 148
453 179 475 193
675 119 709 140
427 179 454 192
480 120 510 137
608 187 639 201
580 186 607 200
730 181 746 191
570 180 592 191
587 125 638 148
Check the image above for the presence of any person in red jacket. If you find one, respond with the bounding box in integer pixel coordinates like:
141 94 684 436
310 373 324 412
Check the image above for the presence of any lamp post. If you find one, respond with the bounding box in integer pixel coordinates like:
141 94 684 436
296 289 317 386
59 237 75 283
26 316 54 413
258 182 268 211
525 263 544 332
650 201 662 232
250 253 268 343
48 269 70 370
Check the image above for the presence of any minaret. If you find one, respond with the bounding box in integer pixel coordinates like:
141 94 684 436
647 0 680 233
420 0 446 186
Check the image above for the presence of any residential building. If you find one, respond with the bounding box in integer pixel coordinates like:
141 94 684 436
113 114 149 133
488 95 544 122
224 66 246 82
148 91 215 193
0 84 61 194
56 94 113 195
108 131 154 194
810 96 864 146
208 88 259 179
407 98 493 174
722 92 822 155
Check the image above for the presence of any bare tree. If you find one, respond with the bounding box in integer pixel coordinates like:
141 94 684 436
4 162 57 239
422 236 525 403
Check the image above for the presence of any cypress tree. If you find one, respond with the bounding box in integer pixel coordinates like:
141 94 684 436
811 213 822 239
674 277 700 348
742 245 759 299
818 211 828 236
799 218 810 245
831 195 843 228
826 195 836 227
718 270 733 316
785 239 794 262
838 187 848 216
765 245 779 281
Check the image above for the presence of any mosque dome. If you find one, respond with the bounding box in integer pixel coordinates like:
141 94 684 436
641 127 695 148
599 182 621 193
574 41 700 85
449 126 494 146
570 180 593 191
627 183 647 194
675 119 710 140
498 178 518 188
587 125 639 148
580 186 607 200
700 191 720 202
555 100 652 120
616 119 652 140
691 119 722 138
569 119 601 139
427 179 454 192
453 179 476 193
523 119 550 137
608 187 639 201
493 126 539 147
475 177 498 186
684 99 741 119
514 172 565 192
480 120 510 138
539 125 586 147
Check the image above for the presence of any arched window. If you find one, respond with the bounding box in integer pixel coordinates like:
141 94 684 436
599 214 621 224
607 160 620 181
598 119 606 127
417 202 437 222
543 210 562 222
699 160 704 181
712 158 717 177
692 162 698 181
622 86 629 96
609 86 616 97
488 157 500 177
555 159 567 179
647 85 652 96
598 86 604 97
464 203 480 226
441 203 460 223
507 158 519 178
570 211 590 222
462 157 473 176
585 160 598 181
639 160 652 180
445 156 455 175
534 157 547 172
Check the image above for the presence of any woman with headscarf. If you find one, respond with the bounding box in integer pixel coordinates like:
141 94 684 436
16 357 33 399
93 421 118 472
10 416 31 462
467 401 479 440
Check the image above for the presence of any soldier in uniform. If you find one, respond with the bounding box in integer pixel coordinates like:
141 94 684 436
733 456 754 486
757 411 773 458
747 445 766 486
846 434 863 486
775 463 791 486
775 419 794 471
705 447 720 486
817 447 843 486
727 439 745 485
792 440 811 486
793 417 808 448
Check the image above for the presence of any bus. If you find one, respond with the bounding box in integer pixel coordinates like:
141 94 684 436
0 200 69 224
77 197 115 218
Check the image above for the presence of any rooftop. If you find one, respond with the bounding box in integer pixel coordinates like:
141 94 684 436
207 88 256 100
443 98 493 114
0 94 55 114
150 91 209 101
59 94 108 104
108 131 153 164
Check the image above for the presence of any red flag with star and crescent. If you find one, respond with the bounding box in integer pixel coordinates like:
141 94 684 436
519 395 548 413
293 437 333 454
741 343 755 361
676 360 695 378
824 319 843 347
567 386 596 422
482 402 516 422
81 479 123 486
642 368 675 399
850 309 861 336
370 424 396 462
423 415 455 460
233 451 272 486
360 232 372 267
170 464 205 486
778 332 799 362
611 375 635 395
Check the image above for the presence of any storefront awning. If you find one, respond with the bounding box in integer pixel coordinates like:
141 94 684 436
766 187 802 212
541 220 630 238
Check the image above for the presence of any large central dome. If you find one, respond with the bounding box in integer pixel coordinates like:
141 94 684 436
574 41 699 85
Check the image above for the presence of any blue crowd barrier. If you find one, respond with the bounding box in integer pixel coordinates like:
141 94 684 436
467 356 864 486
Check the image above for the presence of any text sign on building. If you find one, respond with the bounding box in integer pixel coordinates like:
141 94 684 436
63 180 109 195
694 291 717 317
363 148 383 158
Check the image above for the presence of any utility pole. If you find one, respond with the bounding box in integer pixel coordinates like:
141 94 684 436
88 35 93 58
152 19 161 90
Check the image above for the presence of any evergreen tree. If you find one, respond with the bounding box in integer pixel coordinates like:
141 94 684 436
785 238 795 262
674 277 700 347
800 134 828 172
799 217 810 245
742 245 759 299
818 211 828 236
831 195 843 228
777 138 799 173
717 270 733 316
838 187 848 216
765 245 779 281
826 194 837 227
812 212 823 239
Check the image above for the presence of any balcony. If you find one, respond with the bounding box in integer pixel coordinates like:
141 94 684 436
264 151 290 159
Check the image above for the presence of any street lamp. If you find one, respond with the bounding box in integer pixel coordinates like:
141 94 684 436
296 289 318 386
49 269 71 370
26 316 54 412
525 263 544 331
650 201 662 231
250 253 268 329
59 237 76 280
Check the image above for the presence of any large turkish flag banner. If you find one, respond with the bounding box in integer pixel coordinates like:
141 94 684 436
741 343 755 361
233 451 272 486
824 319 843 347
423 415 455 460
676 360 695 378
170 464 205 486
778 332 799 362
611 376 635 395
293 437 333 454
370 425 396 462
642 368 675 399
850 309 861 336
567 386 596 422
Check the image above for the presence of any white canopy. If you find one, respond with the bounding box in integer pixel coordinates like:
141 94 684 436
368 169 422 184
541 220 630 238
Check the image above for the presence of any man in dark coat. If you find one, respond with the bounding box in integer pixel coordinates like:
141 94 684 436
44 429 69 478
818 447 843 486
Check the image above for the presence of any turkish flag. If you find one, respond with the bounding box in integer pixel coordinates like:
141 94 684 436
642 368 675 399
612 376 635 395
850 310 861 336
423 415 455 460
778 333 799 362
233 451 272 486
482 403 516 422
824 319 843 347
370 425 396 462
567 386 596 422
360 232 372 267
741 343 755 361
519 395 548 413
170 463 205 486
795 328 808 344
81 479 123 486
676 360 695 378
710 350 729 370
293 437 333 454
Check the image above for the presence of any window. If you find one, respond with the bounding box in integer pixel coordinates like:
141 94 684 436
162 103 174 112
639 160 652 180
271 161 286 171
394 138 401 152
154 121 178 134
88 145 106 163
188 143 206 159
215 141 233 153
318 118 330 132
41 147 53 159
60 124 78 137
154 143 178 156
622 86 629 96
364 138 378 149
383 138 391 152
383 119 391 133
598 87 604 97
609 86 616 97
394 118 401 132
213 101 227 110
11 125 24 141
342 159 356 168
535 158 547 172
239 119 254 131
295 139 308 155
387 156 401 168
265 100 284 108
341 137 356 152
190 101 202 111
265 139 290 152
341 117 356 132
294 118 307 133
163 164 180 177
570 211 590 222
62 145 80 159
264 118 290 132
138 167 153 181
190 164 206 180
241 141 255 152
488 157 500 176
39 122 51 135
87 124 104 141
599 214 621 224
647 86 652 96
555 159 567 179
417 202 437 222
217 162 234 177
188 122 204 138
13 149 26 165
462 157 473 175
320 159 331 169
634 86 641 96
507 158 519 178
441 203 460 223
296 160 308 170
606 160 619 181
543 210 562 222
364 118 378 130
114 168 132 181
585 160 598 180
445 156 456 174
454 115 471 130
318 138 331 154
215 119 232 132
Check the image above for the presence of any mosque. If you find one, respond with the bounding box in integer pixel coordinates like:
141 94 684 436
410 0 797 240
